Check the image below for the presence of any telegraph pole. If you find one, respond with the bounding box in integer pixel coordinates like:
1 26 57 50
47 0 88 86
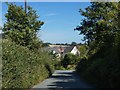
25 0 27 13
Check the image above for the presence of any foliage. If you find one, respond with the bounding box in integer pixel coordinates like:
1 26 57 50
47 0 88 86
71 42 77 46
2 39 55 88
75 2 119 49
61 53 79 69
76 2 120 88
2 3 58 89
0 26 2 30
42 42 52 47
27 38 42 50
78 45 89 58
3 3 44 48
76 45 120 87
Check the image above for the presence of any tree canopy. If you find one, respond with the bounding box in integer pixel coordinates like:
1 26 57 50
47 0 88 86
75 2 119 49
3 3 44 48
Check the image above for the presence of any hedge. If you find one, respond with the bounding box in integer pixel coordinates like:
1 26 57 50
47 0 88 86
2 39 55 88
76 44 120 88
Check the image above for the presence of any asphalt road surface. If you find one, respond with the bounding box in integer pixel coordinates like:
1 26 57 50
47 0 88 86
32 70 93 89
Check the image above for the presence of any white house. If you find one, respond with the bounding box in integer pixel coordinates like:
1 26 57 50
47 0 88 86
63 46 80 57
42 45 80 58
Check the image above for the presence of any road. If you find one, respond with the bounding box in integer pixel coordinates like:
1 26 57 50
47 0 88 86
32 70 93 89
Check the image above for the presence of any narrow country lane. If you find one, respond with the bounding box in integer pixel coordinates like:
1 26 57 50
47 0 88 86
32 70 93 89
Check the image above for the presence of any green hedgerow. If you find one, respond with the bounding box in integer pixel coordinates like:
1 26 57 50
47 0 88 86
2 39 55 88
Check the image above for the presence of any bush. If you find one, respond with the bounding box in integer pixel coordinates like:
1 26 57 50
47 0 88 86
76 42 120 88
2 39 55 88
61 53 79 69
78 45 89 58
75 57 88 72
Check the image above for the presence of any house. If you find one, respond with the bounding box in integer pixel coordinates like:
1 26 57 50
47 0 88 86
63 46 80 57
42 46 62 58
42 45 80 58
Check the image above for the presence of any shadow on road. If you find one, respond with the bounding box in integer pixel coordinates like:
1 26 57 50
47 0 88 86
32 70 94 89
47 70 93 88
51 75 72 79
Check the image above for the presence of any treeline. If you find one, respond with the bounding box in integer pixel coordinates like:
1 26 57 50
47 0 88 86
2 3 56 88
75 2 120 88
48 42 82 46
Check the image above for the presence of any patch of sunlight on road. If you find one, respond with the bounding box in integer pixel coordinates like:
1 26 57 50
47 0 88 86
32 70 93 89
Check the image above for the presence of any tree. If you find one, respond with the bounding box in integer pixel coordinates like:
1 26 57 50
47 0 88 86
3 3 44 48
78 45 89 58
71 42 77 46
42 42 51 47
75 2 119 49
65 43 68 45
0 26 2 30
61 53 78 68
75 2 120 88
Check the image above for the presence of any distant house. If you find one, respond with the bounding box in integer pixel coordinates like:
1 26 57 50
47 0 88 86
63 46 80 57
42 45 80 58
42 46 62 58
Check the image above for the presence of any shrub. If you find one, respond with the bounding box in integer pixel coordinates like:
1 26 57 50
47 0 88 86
2 39 55 88
76 43 120 88
78 45 89 58
61 53 79 69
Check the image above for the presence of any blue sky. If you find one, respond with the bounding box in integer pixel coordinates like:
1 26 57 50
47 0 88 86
2 2 91 44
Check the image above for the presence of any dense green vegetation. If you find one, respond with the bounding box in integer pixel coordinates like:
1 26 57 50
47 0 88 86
3 3 44 49
61 53 79 69
77 45 89 58
55 53 80 70
75 2 120 88
2 2 120 88
2 3 56 88
2 39 56 88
